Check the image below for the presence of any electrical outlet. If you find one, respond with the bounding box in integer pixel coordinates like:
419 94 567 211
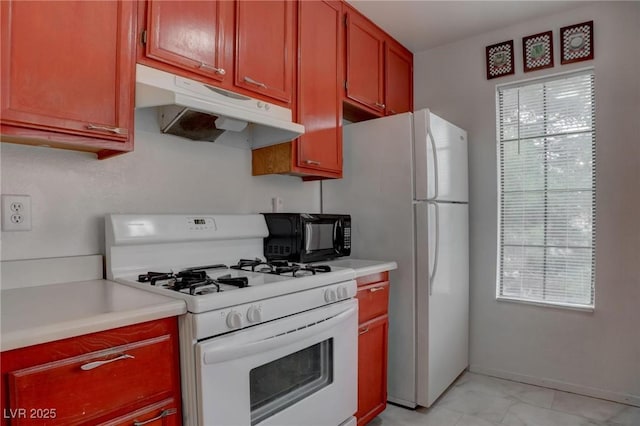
2 195 31 231
271 197 284 213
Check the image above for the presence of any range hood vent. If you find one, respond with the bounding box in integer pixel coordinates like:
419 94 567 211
135 64 304 147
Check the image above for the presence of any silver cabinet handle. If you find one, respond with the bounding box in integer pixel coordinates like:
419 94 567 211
369 286 385 293
198 62 226 75
244 76 267 88
359 327 369 335
133 408 177 426
80 354 134 371
375 102 386 109
304 160 321 165
86 124 127 135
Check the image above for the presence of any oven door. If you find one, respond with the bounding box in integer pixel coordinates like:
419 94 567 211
195 299 358 426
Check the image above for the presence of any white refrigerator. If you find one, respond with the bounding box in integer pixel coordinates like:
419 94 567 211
322 109 469 408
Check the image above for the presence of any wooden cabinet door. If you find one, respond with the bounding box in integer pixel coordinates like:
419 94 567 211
345 8 385 114
235 1 294 103
0 1 134 152
385 40 413 115
296 0 342 174
145 0 232 83
357 315 389 425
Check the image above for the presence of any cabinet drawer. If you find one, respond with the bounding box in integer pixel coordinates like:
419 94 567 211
356 281 389 324
8 335 175 425
98 398 179 426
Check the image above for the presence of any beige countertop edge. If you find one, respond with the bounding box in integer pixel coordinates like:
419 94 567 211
1 300 186 352
320 259 398 278
350 261 398 278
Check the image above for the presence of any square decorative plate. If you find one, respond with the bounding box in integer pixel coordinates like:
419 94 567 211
486 40 515 79
561 21 594 64
523 31 554 72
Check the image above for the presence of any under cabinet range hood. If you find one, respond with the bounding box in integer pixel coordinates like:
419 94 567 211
135 64 304 148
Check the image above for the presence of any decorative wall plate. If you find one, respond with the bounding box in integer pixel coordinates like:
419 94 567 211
560 21 594 64
486 40 515 79
523 31 554 72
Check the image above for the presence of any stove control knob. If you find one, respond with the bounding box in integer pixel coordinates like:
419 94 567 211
247 306 262 323
337 285 348 300
324 288 337 303
226 311 243 329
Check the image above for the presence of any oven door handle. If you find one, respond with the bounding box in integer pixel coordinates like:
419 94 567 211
202 305 356 365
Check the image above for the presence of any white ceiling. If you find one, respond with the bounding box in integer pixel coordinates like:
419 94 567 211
347 1 592 52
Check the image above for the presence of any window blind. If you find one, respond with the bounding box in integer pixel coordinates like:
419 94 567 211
497 69 595 309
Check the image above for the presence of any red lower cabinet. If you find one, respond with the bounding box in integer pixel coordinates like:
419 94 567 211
98 398 180 426
355 272 390 425
0 318 182 426
357 315 389 425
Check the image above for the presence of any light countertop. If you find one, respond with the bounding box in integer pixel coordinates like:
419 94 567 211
318 258 397 278
1 279 186 352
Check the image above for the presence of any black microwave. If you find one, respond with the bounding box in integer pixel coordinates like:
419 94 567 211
262 213 351 263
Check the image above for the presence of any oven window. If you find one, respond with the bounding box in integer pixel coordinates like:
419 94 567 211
250 339 333 425
305 223 335 252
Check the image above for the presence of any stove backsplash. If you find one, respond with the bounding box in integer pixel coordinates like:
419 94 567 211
0 109 320 266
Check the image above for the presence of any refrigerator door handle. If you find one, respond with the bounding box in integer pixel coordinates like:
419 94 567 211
427 128 439 201
428 201 440 295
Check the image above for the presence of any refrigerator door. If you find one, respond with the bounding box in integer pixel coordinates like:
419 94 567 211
415 201 469 407
322 113 418 407
414 109 469 203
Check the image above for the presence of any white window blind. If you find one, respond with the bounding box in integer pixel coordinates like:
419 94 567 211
497 69 595 309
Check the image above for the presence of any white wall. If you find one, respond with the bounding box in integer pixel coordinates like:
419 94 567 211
415 2 640 405
0 109 320 262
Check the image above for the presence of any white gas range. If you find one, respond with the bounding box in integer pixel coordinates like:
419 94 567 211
106 214 358 426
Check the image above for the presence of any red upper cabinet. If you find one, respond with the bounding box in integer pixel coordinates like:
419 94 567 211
345 7 386 115
144 0 233 83
252 0 343 180
343 5 413 121
138 1 294 106
385 39 413 116
296 0 343 175
235 1 294 104
0 0 135 159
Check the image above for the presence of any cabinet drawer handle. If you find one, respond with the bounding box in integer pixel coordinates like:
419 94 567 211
244 76 267 89
133 408 177 426
374 102 386 109
369 286 386 293
359 327 369 335
389 109 397 114
198 62 226 75
304 160 321 165
80 354 134 371
86 124 127 135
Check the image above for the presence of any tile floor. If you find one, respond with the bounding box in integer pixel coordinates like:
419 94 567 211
368 372 640 426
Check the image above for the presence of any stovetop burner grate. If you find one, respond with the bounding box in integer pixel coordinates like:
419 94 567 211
231 258 331 277
137 268 249 296
136 260 332 296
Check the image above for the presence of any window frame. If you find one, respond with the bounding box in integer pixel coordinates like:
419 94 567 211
495 67 596 311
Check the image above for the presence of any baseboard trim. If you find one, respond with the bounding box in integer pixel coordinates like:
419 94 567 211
386 395 417 409
469 364 640 408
